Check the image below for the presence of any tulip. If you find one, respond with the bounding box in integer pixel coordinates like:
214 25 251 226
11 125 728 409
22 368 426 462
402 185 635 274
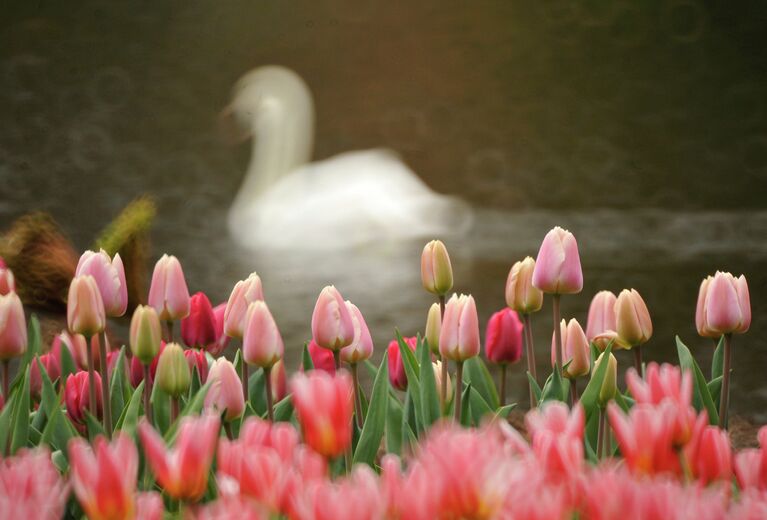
181 292 217 348
184 348 209 384
271 359 287 402
68 433 138 520
138 414 220 501
75 249 128 318
0 293 27 397
136 492 164 520
307 339 337 374
0 261 15 295
155 343 190 399
593 352 617 409
65 371 103 434
311 286 355 360
615 288 652 377
505 256 543 314
339 301 373 428
387 336 417 391
242 300 284 420
425 303 441 355
586 290 617 344
223 272 265 339
685 423 732 485
421 240 453 296
53 330 90 371
525 402 585 479
608 402 680 475
291 370 354 459
696 272 750 429
148 254 190 324
67 275 106 337
433 361 452 407
440 293 480 423
30 353 61 399
0 448 68 519
130 305 162 364
550 319 590 380
484 308 523 407
205 358 245 422
209 302 231 356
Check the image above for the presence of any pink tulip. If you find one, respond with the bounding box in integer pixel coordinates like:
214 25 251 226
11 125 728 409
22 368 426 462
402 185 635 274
68 433 138 520
697 271 751 337
181 292 217 348
340 302 374 364
615 289 652 347
307 340 336 374
184 348 209 384
531 227 583 294
608 402 680 476
585 290 617 341
135 492 164 520
685 422 732 485
439 294 480 362
550 319 590 379
271 359 287 402
421 240 454 296
65 371 102 434
291 370 354 458
526 401 585 442
242 301 284 369
294 465 386 520
30 353 61 398
147 254 190 321
75 249 128 317
53 330 92 371
139 414 220 501
67 275 106 337
484 308 524 365
387 336 416 391
311 286 355 351
0 448 68 519
505 256 543 314
0 292 27 361
0 262 15 296
209 302 231 356
223 272 264 339
106 350 125 381
205 358 245 421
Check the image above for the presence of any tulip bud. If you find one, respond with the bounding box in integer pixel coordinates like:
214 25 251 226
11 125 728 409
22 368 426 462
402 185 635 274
205 358 244 421
0 262 15 295
505 257 543 314
340 302 374 364
311 286 355 351
148 254 190 321
615 289 652 347
532 227 583 295
181 292 217 348
551 319 590 379
242 301 284 369
586 291 617 342
223 273 264 339
30 353 61 398
271 359 287 402
130 305 162 364
433 360 452 406
53 330 90 371
67 275 106 337
593 352 617 408
75 249 128 318
307 340 336 374
421 240 453 296
484 308 524 365
439 294 480 362
65 371 102 433
387 336 416 391
209 302 231 356
696 272 750 337
425 303 441 355
155 343 190 398
687 423 733 484
0 292 27 361
184 349 208 384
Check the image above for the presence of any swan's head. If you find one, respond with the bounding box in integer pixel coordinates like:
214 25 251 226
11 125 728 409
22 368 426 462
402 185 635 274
221 65 314 142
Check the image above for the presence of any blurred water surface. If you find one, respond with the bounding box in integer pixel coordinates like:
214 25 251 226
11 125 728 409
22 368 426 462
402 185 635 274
1 1 767 418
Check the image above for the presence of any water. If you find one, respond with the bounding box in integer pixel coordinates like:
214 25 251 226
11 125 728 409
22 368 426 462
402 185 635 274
1 1 766 418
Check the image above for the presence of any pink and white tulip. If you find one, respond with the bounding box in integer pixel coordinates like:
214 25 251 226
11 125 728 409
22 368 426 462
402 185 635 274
340 302 374 364
696 272 751 337
311 286 355 351
439 294 480 362
75 249 127 317
147 254 190 321
532 227 583 295
242 301 284 369
67 275 106 337
223 272 264 339
0 292 26 360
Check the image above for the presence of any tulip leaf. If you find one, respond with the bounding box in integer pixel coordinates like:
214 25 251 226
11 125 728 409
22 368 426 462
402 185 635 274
248 369 266 415
85 410 107 442
708 375 723 406
10 366 31 454
354 351 389 467
613 389 631 413
150 379 171 434
580 344 614 421
469 386 493 425
676 336 719 425
364 359 378 378
526 372 542 403
189 364 202 399
459 383 472 427
396 331 420 378
386 393 403 455
540 366 569 404
19 315 41 380
59 342 77 383
494 403 517 420
397 333 422 433
418 336 440 429
115 380 145 438
40 403 76 454
0 393 15 452
272 395 294 423
37 357 59 421
164 382 212 443
109 348 128 426
302 343 314 371
463 357 499 410
711 336 724 380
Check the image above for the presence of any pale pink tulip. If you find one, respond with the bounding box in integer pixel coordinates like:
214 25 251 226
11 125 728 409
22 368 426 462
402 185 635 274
205 358 245 421
697 271 751 336
340 302 374 364
550 318 590 379
0 448 68 519
67 275 106 337
586 290 617 341
311 286 355 351
147 254 190 321
75 249 128 317
439 293 480 362
242 301 284 369
615 288 652 347
0 292 27 360
505 256 543 314
531 227 583 294
223 272 264 339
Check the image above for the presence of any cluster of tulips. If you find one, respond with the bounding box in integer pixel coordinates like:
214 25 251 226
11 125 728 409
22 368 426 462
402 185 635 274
0 225 758 519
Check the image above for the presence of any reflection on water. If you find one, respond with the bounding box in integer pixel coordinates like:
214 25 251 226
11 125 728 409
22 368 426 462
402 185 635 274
1 1 766 417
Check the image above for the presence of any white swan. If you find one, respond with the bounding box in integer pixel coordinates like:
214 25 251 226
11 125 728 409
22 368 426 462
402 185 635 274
224 66 472 250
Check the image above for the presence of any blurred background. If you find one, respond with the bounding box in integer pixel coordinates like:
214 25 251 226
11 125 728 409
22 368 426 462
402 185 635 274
1 1 766 417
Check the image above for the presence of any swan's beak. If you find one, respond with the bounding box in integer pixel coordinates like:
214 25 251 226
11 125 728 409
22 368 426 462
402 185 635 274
217 104 252 146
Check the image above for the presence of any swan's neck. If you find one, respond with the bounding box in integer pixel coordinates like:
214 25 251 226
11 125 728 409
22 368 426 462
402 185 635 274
232 98 314 213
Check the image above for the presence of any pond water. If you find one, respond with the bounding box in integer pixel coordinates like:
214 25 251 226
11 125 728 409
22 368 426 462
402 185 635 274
1 1 766 418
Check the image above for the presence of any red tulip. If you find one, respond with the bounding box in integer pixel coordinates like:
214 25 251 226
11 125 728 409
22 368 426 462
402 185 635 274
484 308 524 365
387 336 416 391
181 292 217 348
307 340 336 375
65 371 102 434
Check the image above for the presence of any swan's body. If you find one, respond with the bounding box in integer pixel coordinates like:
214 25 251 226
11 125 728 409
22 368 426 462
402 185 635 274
227 66 471 250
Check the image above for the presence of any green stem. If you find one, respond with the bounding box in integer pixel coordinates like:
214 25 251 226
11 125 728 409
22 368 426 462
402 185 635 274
264 366 274 422
455 361 464 423
439 295 447 404
499 364 507 407
98 332 112 437
719 334 733 429
2 360 8 401
351 363 363 429
633 345 643 377
242 356 249 403
143 363 153 426
570 377 578 406
523 313 537 408
333 350 340 371
552 295 563 374
86 334 97 416
171 396 180 424
166 320 174 343
597 407 606 459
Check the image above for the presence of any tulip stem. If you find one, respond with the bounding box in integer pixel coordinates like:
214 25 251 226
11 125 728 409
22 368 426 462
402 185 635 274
242 357 249 403
2 360 8 400
439 295 447 404
166 320 174 342
719 334 733 429
224 421 234 440
264 366 274 422
552 295 563 375
344 448 352 473
523 314 537 408
351 363 363 429
171 396 180 423
633 346 643 378
143 363 153 426
570 378 578 406
499 364 507 407
597 407 606 459
98 332 112 437
333 350 341 371
85 334 97 416
454 361 464 424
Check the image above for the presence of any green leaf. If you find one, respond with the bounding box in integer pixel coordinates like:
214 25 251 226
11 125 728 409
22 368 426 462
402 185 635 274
85 410 107 441
115 380 145 438
526 372 542 403
109 348 128 428
711 336 724 380
51 450 69 473
248 369 266 416
189 364 202 399
10 365 31 454
59 341 77 383
401 391 417 450
0 393 16 452
540 366 569 404
354 352 389 466
302 343 314 371
580 344 614 421
614 389 631 413
150 378 171 434
459 383 472 427
676 336 719 425
272 395 294 422
463 357 499 410
386 394 403 455
19 315 42 379
708 375 723 405
364 360 378 378
40 403 76 453
397 332 422 433
37 357 59 420
164 382 211 443
418 337 440 428
469 386 493 425
494 403 517 420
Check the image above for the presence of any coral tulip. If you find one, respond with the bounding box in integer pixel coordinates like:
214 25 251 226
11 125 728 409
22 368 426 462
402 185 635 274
608 402 680 475
75 249 128 317
0 292 27 361
311 286 355 352
484 308 524 365
205 358 245 421
181 292 217 348
421 240 454 296
550 319 590 379
532 227 583 295
67 275 106 337
65 371 102 434
387 336 416 391
148 254 190 321
223 272 264 339
340 302 374 364
686 422 732 485
505 256 543 314
242 301 284 369
439 293 480 362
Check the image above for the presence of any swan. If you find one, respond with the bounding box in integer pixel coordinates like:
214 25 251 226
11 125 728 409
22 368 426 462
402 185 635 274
224 65 472 250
